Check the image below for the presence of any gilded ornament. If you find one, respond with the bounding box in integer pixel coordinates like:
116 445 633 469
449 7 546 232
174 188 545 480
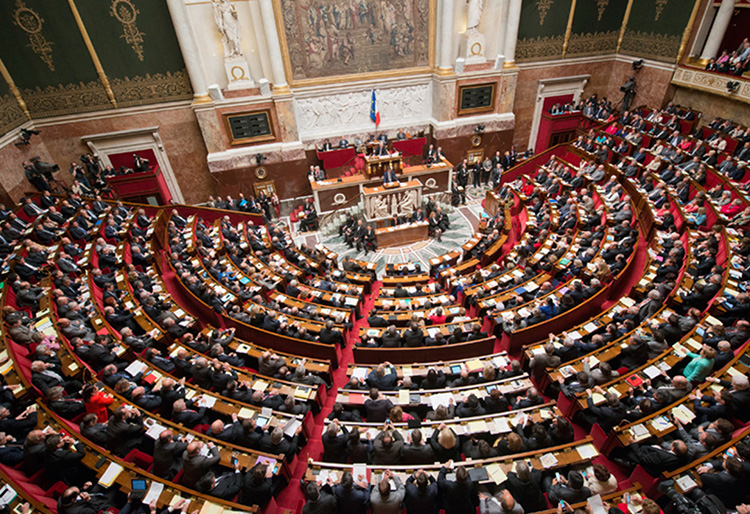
0 94 26 134
621 29 680 61
537 0 554 25
596 0 608 21
255 167 268 180
654 0 668 21
13 0 54 71
516 35 565 62
111 0 146 61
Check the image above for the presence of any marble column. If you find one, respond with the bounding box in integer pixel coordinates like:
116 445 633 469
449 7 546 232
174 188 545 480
439 0 456 71
165 0 210 102
496 0 509 61
258 0 289 91
503 0 522 67
701 0 736 60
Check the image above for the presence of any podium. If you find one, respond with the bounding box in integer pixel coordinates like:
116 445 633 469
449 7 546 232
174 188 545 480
362 179 422 221
364 153 402 178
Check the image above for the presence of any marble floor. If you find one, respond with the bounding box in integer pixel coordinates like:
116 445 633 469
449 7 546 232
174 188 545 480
292 184 493 273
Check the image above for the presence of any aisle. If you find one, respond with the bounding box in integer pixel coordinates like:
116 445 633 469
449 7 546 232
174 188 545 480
275 281 383 511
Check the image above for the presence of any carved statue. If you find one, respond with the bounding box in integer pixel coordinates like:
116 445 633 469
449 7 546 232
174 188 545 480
212 0 243 58
466 0 483 35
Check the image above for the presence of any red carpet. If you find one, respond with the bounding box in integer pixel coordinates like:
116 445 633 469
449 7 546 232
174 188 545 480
275 281 383 511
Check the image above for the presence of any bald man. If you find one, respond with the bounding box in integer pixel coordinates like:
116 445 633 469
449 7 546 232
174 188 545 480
182 440 220 488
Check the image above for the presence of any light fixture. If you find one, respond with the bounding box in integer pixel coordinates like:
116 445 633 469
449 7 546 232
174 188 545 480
727 81 740 93
632 59 644 71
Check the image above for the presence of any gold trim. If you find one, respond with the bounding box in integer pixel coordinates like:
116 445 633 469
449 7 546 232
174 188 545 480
272 0 436 88
67 0 117 109
192 93 213 105
676 0 702 64
616 0 634 53
502 60 517 69
13 0 55 71
0 57 30 119
224 109 276 146
562 0 578 58
110 0 146 61
457 82 496 115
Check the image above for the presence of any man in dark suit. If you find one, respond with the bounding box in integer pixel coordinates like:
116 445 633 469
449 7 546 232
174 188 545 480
383 166 399 185
401 430 435 465
182 441 221 488
437 464 478 514
547 471 592 504
357 225 377 254
44 433 87 485
506 463 546 512
583 388 627 431
106 405 144 456
626 439 689 475
364 388 394 423
374 141 388 156
198 468 244 500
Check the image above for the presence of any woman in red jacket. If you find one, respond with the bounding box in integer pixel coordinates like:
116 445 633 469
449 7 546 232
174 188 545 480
83 383 113 423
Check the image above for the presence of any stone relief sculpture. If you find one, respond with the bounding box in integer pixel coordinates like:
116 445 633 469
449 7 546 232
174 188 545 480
294 84 430 139
212 0 242 58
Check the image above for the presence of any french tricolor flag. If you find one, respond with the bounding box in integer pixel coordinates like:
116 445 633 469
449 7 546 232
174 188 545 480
370 90 380 127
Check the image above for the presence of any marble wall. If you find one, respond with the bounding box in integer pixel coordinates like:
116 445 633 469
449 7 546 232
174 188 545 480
672 87 750 125
512 57 676 149
19 104 215 205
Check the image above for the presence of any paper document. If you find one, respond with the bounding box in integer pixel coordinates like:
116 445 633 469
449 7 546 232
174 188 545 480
144 481 164 503
98 462 123 487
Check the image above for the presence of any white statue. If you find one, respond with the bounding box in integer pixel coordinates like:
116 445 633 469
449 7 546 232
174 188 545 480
466 0 483 35
212 0 243 58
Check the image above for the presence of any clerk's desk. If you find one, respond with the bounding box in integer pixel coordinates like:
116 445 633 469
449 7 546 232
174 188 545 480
310 159 453 213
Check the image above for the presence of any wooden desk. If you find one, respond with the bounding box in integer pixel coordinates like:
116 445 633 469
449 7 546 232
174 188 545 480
364 153 402 177
375 221 429 247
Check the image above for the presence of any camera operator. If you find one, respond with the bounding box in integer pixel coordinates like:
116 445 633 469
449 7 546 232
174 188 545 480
23 160 49 192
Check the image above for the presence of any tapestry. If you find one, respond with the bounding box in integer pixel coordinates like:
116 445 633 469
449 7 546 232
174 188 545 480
278 0 431 81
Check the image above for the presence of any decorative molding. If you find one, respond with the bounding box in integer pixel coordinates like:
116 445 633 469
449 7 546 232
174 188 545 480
21 80 113 118
516 35 565 62
0 93 26 135
566 30 619 57
537 0 555 25
109 70 193 108
655 0 669 21
620 29 681 62
596 0 609 21
13 0 55 71
672 66 750 105
110 0 146 61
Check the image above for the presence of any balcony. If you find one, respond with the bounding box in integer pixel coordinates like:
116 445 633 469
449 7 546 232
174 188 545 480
671 65 750 105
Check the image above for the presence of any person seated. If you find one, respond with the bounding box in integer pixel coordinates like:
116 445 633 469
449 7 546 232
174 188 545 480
357 225 377 254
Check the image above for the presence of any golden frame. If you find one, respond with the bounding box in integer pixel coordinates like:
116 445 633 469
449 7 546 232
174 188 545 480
224 110 276 146
254 180 276 197
466 148 484 165
272 0 437 88
457 83 497 116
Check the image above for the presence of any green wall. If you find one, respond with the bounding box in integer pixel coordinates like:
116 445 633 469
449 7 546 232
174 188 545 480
515 0 696 63
0 0 191 119
516 0 573 62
